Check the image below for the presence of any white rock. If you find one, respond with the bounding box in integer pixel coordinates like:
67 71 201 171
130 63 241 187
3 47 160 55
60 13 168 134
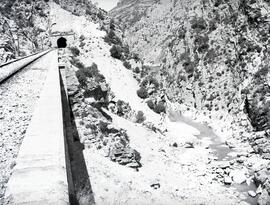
85 97 95 104
224 176 232 185
219 161 230 169
230 169 247 184
239 201 251 205
248 190 257 198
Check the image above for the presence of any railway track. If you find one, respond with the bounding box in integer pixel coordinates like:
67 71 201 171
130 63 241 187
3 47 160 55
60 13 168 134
0 49 52 84
1 49 94 204
0 49 66 204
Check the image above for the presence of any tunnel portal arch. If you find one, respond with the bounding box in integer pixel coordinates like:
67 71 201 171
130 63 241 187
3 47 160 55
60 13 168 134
57 37 67 48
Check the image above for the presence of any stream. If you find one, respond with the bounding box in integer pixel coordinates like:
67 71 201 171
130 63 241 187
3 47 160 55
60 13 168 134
168 110 258 205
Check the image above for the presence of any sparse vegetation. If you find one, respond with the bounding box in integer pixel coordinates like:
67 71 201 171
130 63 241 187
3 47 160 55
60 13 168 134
135 111 146 123
76 69 87 86
70 46 80 57
104 30 122 45
154 101 166 114
191 17 207 32
134 67 140 74
147 99 155 110
110 45 123 59
123 61 132 69
137 86 148 99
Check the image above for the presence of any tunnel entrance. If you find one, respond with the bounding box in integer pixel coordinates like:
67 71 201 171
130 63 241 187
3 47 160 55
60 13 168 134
57 37 67 48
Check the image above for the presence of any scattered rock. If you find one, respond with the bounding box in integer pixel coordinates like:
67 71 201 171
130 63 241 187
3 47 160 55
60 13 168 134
262 153 270 160
225 141 236 149
184 142 194 148
219 161 230 169
230 169 247 184
236 157 245 164
248 190 257 198
150 183 160 189
224 176 232 185
127 162 140 168
109 147 141 169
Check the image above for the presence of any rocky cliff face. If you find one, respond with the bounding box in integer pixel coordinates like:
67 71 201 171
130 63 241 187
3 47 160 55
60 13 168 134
110 0 159 29
111 0 270 130
0 0 105 63
0 0 51 62
111 1 270 199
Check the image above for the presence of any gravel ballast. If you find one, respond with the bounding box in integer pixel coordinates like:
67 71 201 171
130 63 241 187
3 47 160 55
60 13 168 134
0 55 50 203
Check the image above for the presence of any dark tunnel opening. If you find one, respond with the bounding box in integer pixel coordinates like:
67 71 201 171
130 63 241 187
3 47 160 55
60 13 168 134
57 37 67 48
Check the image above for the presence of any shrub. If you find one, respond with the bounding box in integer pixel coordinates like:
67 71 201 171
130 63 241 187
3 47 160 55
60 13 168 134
135 111 146 123
147 99 155 110
79 41 86 48
154 101 166 114
191 17 207 31
183 61 195 74
141 79 149 87
94 73 105 84
84 63 99 78
79 35 85 41
123 61 131 69
109 19 115 30
133 53 140 61
99 121 108 133
116 100 124 116
149 77 159 89
122 45 130 59
110 45 123 59
76 69 87 86
137 86 148 99
70 47 80 57
72 59 85 69
85 8 91 15
134 67 140 74
104 30 122 45
241 88 249 95
97 11 104 20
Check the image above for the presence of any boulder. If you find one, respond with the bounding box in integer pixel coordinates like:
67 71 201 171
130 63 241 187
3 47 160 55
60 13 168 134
248 190 257 198
224 176 232 185
230 169 247 184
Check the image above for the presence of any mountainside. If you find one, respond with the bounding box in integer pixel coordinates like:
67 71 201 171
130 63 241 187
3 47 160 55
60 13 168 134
110 0 158 28
111 0 270 133
110 0 270 202
0 0 105 63
0 0 51 61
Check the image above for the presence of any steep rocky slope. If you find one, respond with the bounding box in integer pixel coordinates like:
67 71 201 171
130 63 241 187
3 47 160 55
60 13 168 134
110 0 158 28
0 0 51 62
0 0 105 64
110 0 270 203
111 0 270 149
113 0 270 117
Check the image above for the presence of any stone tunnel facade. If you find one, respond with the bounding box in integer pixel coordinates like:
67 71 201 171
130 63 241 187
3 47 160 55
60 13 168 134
50 32 75 48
